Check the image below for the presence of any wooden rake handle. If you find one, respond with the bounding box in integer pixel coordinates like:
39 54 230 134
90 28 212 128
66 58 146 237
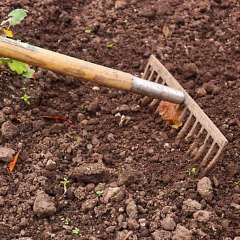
0 37 184 104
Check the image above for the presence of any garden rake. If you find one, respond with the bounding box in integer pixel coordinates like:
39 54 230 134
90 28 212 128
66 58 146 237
0 37 228 175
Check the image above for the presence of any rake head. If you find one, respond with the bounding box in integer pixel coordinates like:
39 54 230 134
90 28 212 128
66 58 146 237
142 55 228 176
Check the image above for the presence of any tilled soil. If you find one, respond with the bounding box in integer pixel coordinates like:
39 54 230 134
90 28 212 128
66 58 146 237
0 0 240 239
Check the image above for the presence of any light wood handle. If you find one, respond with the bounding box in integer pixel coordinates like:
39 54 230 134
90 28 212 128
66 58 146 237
0 37 133 90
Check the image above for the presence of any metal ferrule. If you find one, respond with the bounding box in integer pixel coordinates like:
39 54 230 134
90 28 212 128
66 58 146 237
132 76 185 104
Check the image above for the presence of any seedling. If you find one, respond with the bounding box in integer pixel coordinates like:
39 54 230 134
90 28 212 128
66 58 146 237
60 177 70 194
0 9 35 78
187 167 197 177
106 42 114 48
61 217 71 225
21 93 31 105
85 27 92 34
72 227 80 236
95 190 104 197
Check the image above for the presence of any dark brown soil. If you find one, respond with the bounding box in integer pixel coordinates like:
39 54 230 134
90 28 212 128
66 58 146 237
0 0 240 240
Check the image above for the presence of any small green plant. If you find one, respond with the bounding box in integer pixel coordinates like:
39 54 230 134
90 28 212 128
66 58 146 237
21 93 31 105
234 180 240 186
95 190 104 197
61 217 71 225
106 42 114 48
72 227 80 236
187 167 197 177
60 177 70 194
0 9 35 79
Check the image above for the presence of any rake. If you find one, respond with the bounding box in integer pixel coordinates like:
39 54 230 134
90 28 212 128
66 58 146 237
0 37 228 175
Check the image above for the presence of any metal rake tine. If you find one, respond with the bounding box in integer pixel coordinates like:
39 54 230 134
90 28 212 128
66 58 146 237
187 127 203 154
200 142 216 168
193 134 210 161
201 147 223 176
177 113 193 139
185 120 198 140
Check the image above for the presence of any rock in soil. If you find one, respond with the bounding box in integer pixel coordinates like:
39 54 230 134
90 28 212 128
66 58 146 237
0 147 15 163
197 177 213 201
182 199 202 213
1 121 18 139
193 210 211 222
182 63 198 79
161 215 176 231
87 99 101 113
70 162 110 183
126 198 138 219
33 191 56 217
172 225 192 240
115 0 128 10
152 230 172 240
81 198 98 212
103 186 121 203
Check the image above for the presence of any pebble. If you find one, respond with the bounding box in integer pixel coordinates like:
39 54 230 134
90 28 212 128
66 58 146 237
103 187 121 203
71 162 109 183
182 63 198 79
127 218 139 230
182 199 202 213
234 237 240 240
74 186 86 200
0 111 5 123
45 160 56 171
87 99 100 113
0 147 15 162
161 216 176 231
152 230 172 240
81 198 98 212
115 0 127 9
33 191 56 217
126 199 138 219
1 121 18 139
172 225 192 240
193 210 211 222
196 87 207 97
197 177 213 201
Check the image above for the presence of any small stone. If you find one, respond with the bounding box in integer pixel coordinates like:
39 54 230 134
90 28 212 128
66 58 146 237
234 237 240 240
193 210 211 222
103 187 121 203
152 230 172 240
92 86 100 91
71 162 110 183
127 218 139 230
2 107 12 115
232 194 240 204
139 218 147 227
74 186 86 200
196 87 207 97
45 160 56 170
87 99 100 113
197 177 213 201
118 167 137 186
113 104 131 114
0 111 5 123
106 226 116 233
0 196 4 206
115 0 127 9
81 198 97 212
182 199 202 213
172 225 192 240
33 191 56 217
0 147 15 163
161 216 176 231
1 121 18 139
126 199 138 219
182 63 198 79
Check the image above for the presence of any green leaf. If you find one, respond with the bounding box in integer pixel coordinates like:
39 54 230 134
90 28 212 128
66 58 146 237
0 57 11 65
7 59 28 74
6 59 35 78
7 9 28 26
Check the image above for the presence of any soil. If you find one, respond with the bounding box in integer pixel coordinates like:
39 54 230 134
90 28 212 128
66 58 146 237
0 0 240 240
